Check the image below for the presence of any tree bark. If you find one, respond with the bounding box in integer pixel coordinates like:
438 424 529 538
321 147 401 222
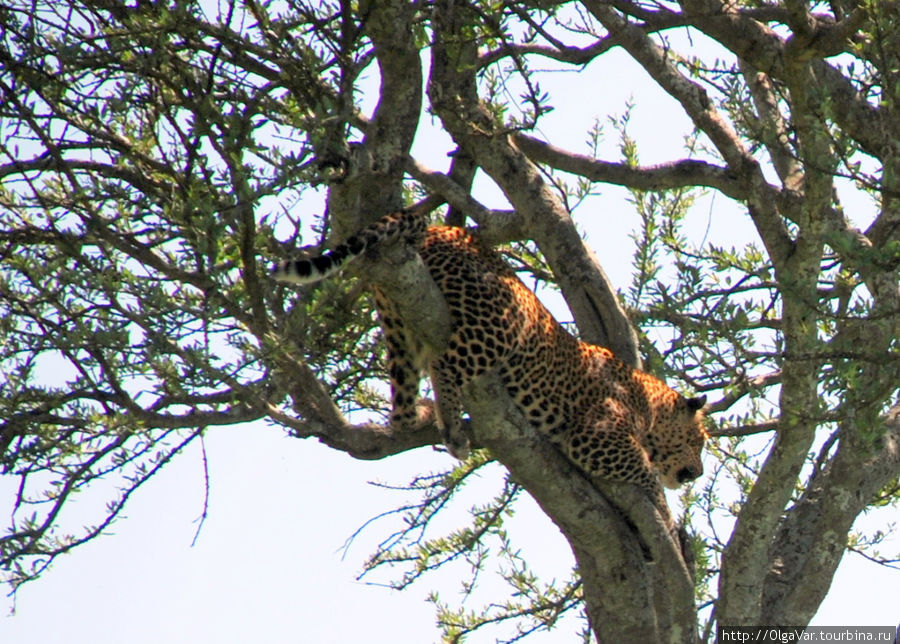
465 371 698 643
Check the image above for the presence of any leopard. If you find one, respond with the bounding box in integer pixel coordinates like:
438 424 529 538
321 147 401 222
272 208 707 521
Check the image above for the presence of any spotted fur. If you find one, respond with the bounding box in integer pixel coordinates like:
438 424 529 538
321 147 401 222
273 210 707 517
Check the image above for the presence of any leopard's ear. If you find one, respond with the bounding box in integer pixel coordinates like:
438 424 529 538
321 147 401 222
685 395 706 412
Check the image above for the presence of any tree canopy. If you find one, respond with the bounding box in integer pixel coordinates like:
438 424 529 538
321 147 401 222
1 1 898 642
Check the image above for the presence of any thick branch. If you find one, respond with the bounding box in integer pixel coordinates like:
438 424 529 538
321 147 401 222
405 157 529 243
464 370 697 643
514 133 745 198
761 404 900 625
326 0 424 234
738 61 804 192
266 334 444 460
366 233 454 356
479 35 617 68
677 0 891 161
286 416 441 461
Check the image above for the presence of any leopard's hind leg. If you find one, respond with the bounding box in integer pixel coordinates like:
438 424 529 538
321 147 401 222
428 360 470 459
375 288 470 459
374 288 424 430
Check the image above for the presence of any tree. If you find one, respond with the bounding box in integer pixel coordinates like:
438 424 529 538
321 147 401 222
1 0 898 642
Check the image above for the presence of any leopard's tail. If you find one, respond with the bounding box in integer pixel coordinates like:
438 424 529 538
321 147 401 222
272 208 427 284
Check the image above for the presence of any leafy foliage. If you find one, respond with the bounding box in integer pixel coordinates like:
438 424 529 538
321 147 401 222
1 0 899 641
0 0 380 588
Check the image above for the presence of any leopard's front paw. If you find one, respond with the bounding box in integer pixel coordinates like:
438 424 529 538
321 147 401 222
442 431 471 460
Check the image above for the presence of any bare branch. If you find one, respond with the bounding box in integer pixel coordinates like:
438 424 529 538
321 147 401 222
514 133 745 198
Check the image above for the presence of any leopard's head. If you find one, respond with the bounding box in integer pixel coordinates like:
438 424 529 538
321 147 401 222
646 394 708 489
